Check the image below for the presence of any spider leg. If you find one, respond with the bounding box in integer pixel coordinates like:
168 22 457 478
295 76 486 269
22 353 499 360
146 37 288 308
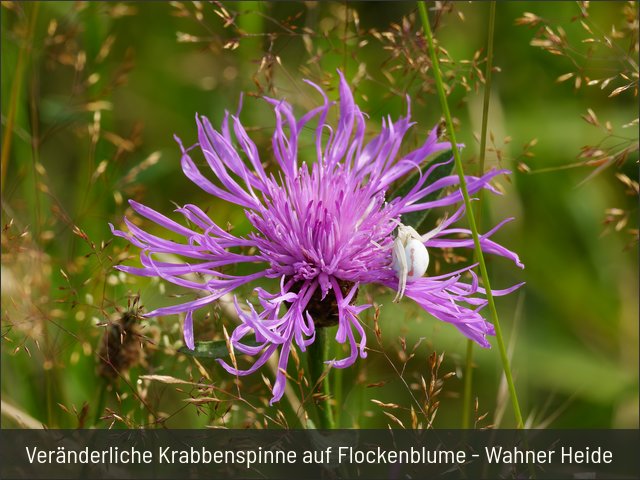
392 238 408 303
405 225 422 241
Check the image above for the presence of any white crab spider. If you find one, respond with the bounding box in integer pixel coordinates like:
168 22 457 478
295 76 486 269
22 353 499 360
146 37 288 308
392 223 430 303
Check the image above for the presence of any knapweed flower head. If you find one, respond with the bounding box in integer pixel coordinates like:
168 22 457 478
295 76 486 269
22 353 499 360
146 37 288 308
112 72 523 404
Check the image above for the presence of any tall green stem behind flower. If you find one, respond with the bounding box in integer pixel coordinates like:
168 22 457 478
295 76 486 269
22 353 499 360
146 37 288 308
417 1 524 429
308 328 336 429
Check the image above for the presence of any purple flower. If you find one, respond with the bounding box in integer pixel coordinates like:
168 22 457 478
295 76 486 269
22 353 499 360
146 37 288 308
111 72 523 404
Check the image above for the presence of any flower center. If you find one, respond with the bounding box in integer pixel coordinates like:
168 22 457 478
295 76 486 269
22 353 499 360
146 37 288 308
293 279 357 328
292 260 320 280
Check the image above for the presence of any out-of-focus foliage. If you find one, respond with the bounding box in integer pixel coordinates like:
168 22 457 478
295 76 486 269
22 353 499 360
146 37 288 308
1 1 637 429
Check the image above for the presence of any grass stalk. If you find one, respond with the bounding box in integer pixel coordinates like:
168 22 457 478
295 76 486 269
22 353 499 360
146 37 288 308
1 2 39 191
417 1 524 429
462 0 497 430
461 338 475 428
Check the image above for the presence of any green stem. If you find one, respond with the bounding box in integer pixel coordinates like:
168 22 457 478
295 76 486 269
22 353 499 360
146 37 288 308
461 338 475 428
462 0 497 430
417 1 524 429
93 381 108 427
333 349 343 427
307 327 335 429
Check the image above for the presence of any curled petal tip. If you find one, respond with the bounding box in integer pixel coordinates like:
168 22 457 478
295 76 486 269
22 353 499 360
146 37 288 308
269 387 285 406
183 311 195 350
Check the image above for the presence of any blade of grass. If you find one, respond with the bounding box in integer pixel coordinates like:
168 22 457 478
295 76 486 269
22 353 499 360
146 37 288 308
179 339 262 358
93 381 108 427
331 337 343 427
1 399 44 429
417 1 524 429
462 338 475 428
462 0 497 430
389 149 454 231
1 2 39 191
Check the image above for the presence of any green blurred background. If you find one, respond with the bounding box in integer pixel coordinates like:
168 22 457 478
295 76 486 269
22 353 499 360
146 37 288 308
1 1 638 429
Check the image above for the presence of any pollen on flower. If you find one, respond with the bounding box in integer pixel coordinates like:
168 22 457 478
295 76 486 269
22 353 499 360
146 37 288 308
112 71 523 404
